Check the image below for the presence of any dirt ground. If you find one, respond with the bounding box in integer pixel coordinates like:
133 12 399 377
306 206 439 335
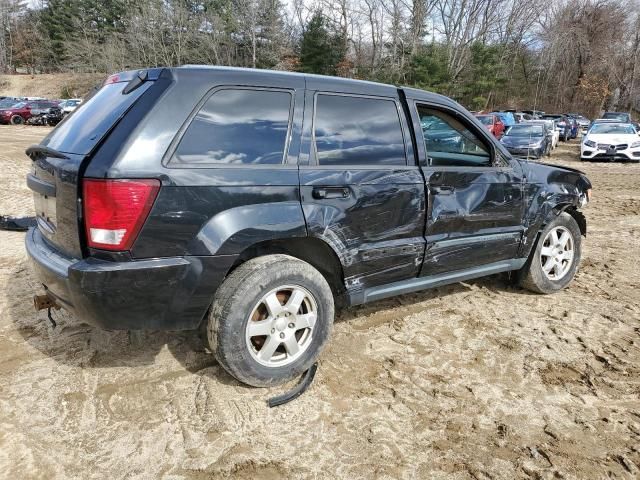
0 125 639 480
0 73 104 99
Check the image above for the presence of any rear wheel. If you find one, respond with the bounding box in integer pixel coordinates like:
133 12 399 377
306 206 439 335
206 254 334 387
518 212 581 294
10 115 24 125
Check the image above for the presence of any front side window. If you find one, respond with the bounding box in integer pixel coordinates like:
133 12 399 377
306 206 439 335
313 94 406 166
416 105 491 167
173 88 292 165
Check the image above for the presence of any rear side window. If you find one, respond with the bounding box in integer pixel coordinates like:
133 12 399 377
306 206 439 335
172 88 292 165
313 94 406 166
42 81 153 155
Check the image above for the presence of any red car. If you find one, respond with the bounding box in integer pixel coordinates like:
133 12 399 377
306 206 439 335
0 100 60 125
475 114 505 138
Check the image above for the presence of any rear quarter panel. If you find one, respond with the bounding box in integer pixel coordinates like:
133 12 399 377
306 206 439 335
95 68 309 259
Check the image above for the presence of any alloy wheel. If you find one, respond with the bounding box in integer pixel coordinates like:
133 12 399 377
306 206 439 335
540 226 574 281
245 285 317 367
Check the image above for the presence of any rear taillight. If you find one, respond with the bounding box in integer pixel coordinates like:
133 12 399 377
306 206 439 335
83 179 160 251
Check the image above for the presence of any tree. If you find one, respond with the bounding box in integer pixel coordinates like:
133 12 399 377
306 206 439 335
299 11 345 75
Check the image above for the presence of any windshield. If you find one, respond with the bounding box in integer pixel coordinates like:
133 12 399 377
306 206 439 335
590 124 636 135
506 125 544 137
476 115 493 126
603 113 629 121
9 102 26 109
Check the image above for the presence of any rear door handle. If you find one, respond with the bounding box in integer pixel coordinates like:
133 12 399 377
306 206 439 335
312 187 350 199
431 186 455 195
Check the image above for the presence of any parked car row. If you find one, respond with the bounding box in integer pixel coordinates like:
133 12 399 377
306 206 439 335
482 108 638 162
0 96 82 126
471 109 587 160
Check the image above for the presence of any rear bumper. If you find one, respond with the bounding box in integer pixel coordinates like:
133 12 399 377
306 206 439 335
26 228 237 330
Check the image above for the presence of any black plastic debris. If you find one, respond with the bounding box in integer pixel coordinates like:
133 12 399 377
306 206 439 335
0 215 37 232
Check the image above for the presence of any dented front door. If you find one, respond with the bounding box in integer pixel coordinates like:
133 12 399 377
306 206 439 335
410 101 526 276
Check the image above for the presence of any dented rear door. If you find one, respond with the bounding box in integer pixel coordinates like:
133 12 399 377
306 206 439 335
299 82 426 291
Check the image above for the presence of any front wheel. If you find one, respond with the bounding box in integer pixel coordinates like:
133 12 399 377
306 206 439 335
206 254 334 387
10 115 24 125
518 212 582 294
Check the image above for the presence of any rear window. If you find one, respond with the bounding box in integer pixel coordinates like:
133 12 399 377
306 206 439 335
313 94 406 166
41 81 153 155
171 88 292 165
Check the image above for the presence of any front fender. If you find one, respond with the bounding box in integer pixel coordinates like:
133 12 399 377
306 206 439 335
518 162 591 258
187 201 307 256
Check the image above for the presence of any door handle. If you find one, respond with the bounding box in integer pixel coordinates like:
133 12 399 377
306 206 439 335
431 186 455 195
312 187 350 199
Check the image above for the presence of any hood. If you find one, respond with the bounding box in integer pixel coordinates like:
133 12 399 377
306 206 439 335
586 133 638 144
518 159 592 191
532 161 585 175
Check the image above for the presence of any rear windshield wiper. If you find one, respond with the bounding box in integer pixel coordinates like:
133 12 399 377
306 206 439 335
25 145 69 160
122 70 149 95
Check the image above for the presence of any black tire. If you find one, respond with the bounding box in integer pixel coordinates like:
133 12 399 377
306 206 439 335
206 254 334 387
518 212 582 294
10 115 24 125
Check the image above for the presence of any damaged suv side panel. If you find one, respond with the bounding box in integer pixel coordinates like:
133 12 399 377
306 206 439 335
519 161 591 258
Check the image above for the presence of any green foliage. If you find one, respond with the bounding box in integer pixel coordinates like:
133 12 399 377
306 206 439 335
299 12 345 75
405 45 451 93
39 0 128 67
457 42 507 107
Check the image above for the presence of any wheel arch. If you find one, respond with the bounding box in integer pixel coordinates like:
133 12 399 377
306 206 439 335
520 198 586 259
230 237 346 298
551 203 586 236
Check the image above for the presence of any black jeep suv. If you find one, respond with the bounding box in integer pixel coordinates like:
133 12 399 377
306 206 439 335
26 67 592 386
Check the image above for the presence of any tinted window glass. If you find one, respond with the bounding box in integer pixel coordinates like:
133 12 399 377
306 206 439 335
590 124 636 135
505 125 544 137
417 105 491 167
603 112 630 122
314 94 406 166
173 89 291 165
42 81 153 155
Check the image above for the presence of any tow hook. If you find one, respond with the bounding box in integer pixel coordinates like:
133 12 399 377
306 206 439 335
33 294 61 328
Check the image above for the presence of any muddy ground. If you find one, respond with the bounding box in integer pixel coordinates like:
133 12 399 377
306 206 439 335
0 125 638 479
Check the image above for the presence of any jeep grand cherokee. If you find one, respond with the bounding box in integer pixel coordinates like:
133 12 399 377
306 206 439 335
26 67 592 386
